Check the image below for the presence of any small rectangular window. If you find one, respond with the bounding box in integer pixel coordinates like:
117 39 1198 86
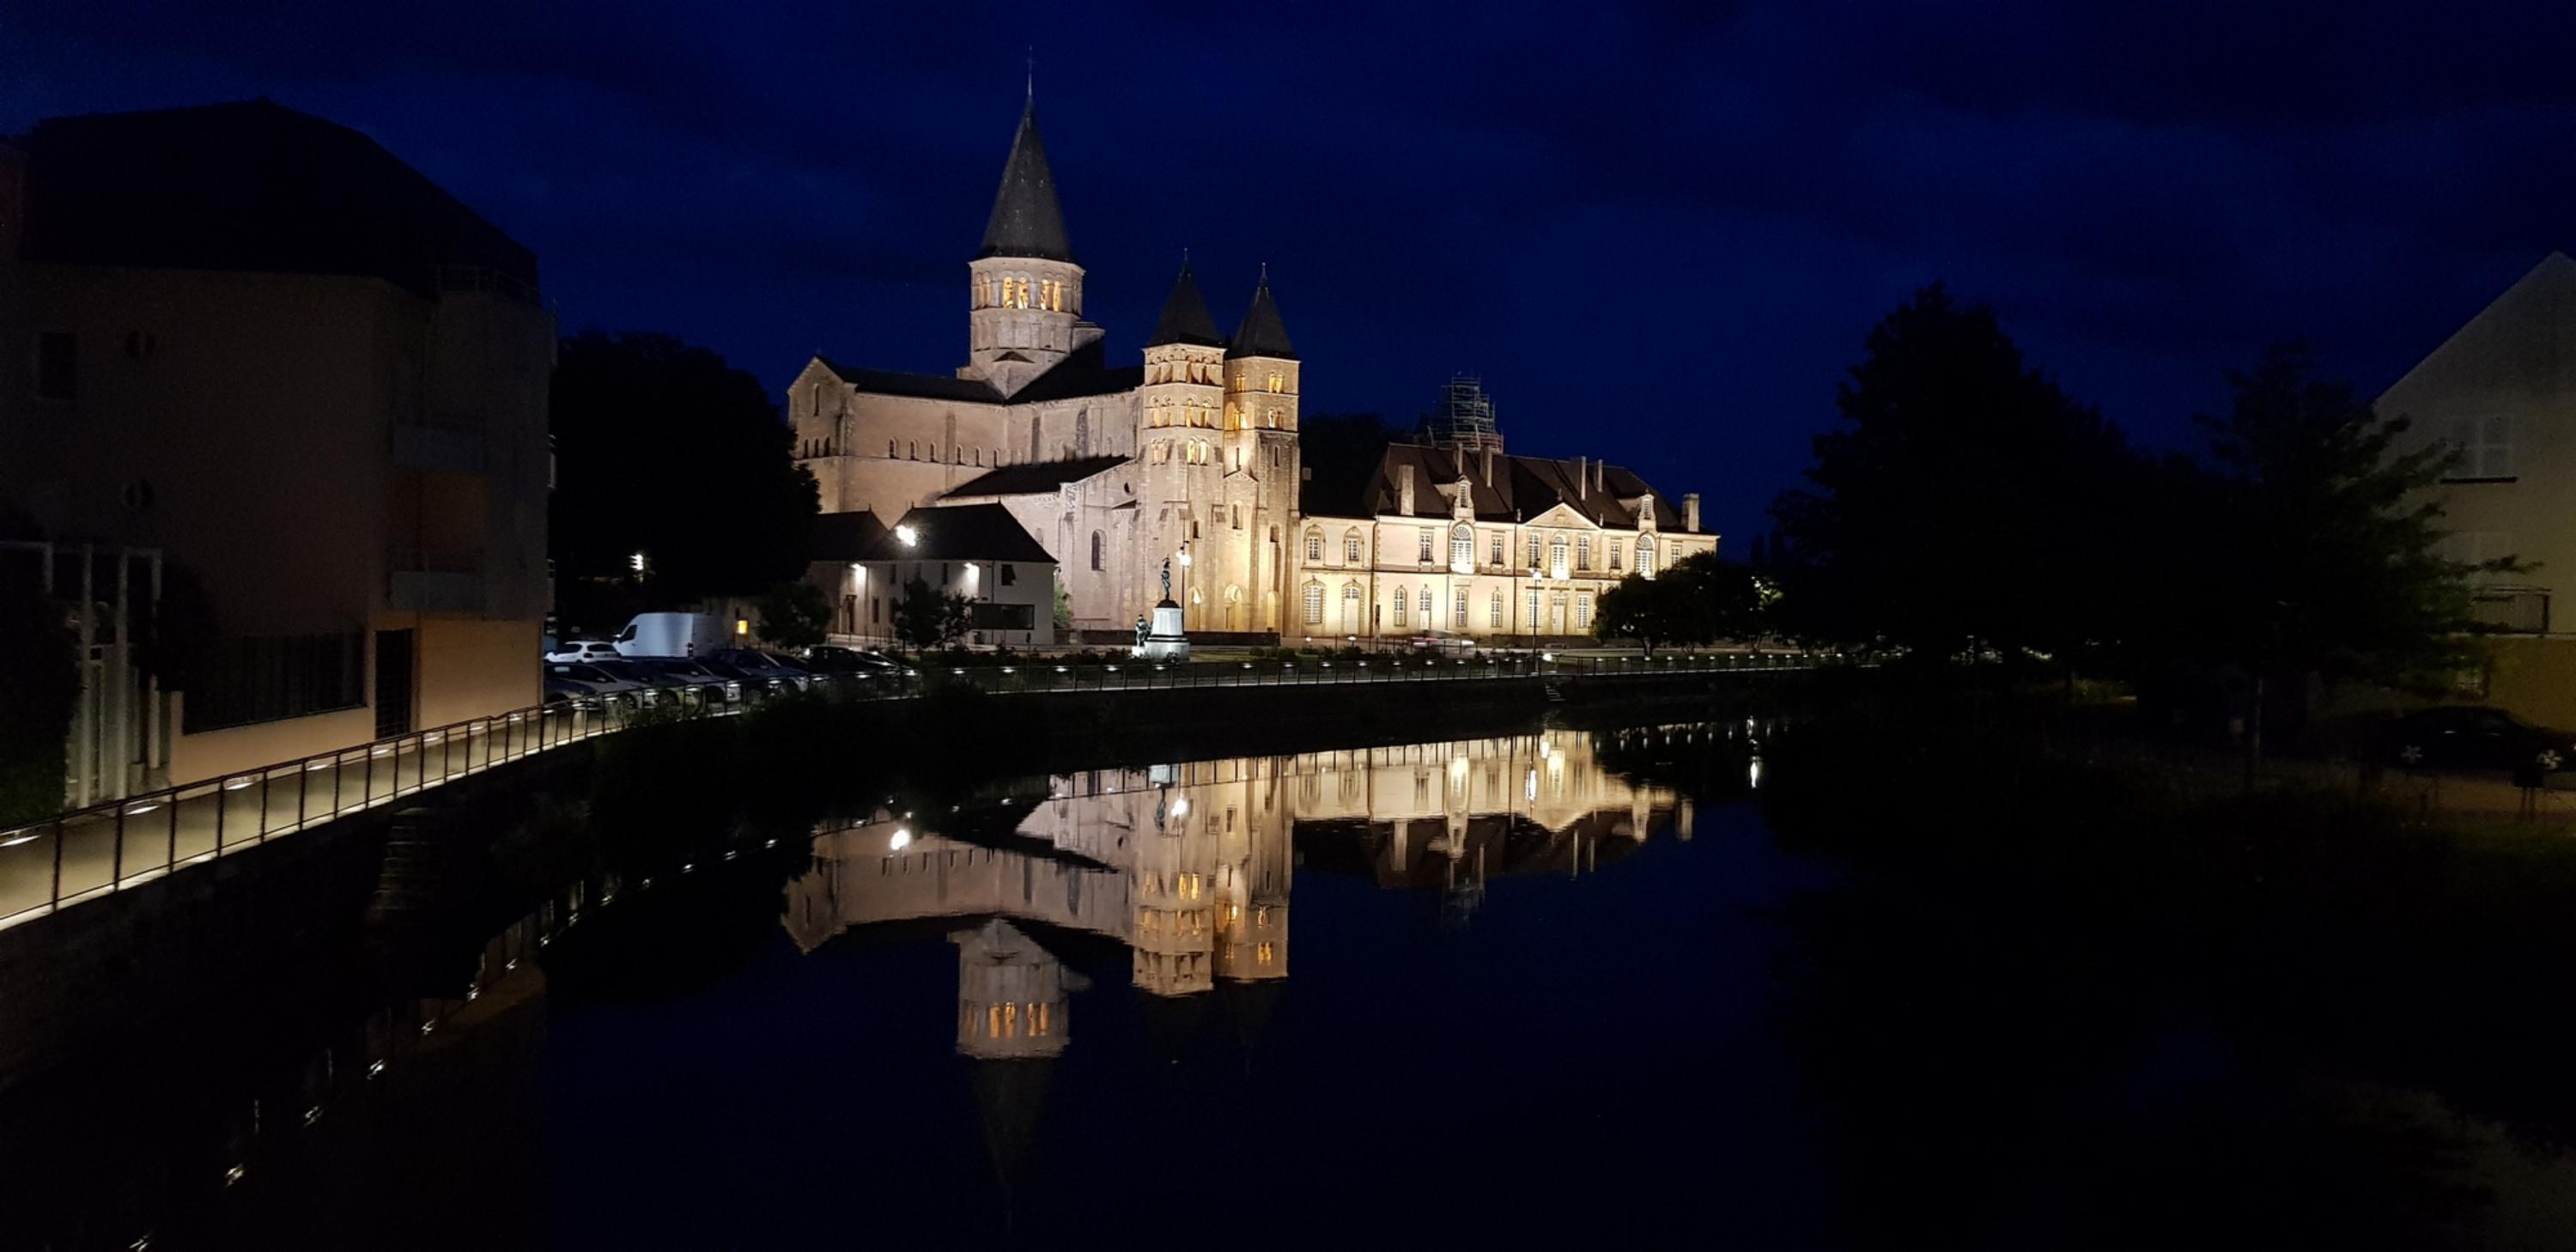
33 331 76 401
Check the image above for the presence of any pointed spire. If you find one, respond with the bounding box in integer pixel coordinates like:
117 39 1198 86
1148 256 1224 348
1226 270 1297 360
978 94 1074 263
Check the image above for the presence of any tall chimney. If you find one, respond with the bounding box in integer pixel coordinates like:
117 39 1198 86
1576 456 1588 500
1481 447 1495 486
1398 463 1415 515
1598 459 1607 492
1684 493 1701 533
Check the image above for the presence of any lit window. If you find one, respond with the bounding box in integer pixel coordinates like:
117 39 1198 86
1577 536 1592 570
1258 942 1274 965
1527 534 1542 568
1490 592 1504 627
1267 372 1284 392
1346 532 1362 563
1454 590 1468 629
1490 533 1504 566
1306 531 1322 562
1577 594 1593 629
1419 586 1431 628
1449 526 1473 571
1394 586 1407 619
1303 583 1323 623
1418 530 1434 563
1638 535 1656 577
1031 1002 1050 1036
1611 540 1623 570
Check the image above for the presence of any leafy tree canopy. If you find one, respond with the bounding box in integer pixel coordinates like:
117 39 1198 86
755 580 832 651
551 331 817 631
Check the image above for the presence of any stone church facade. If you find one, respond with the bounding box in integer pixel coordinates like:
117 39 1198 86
789 94 1716 646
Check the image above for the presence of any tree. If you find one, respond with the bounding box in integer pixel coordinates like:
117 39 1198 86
755 580 831 650
891 577 973 652
1595 552 1777 653
0 539 76 825
550 332 818 633
1771 285 2136 666
2184 345 2500 771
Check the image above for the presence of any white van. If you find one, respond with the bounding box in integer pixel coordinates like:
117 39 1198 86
615 611 733 658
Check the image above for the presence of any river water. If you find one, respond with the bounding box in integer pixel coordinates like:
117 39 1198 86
5 718 2574 1249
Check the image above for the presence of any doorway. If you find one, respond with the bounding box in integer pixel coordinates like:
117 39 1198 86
374 629 416 738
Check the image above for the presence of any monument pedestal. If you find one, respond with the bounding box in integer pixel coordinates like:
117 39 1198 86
1133 599 1190 661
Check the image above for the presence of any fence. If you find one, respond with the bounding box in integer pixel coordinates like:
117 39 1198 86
0 649 1813 931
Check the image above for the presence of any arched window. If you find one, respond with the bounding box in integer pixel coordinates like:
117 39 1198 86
1637 535 1657 578
1303 582 1324 624
1344 530 1362 563
1549 536 1568 579
908 440 919 460
1305 529 1323 562
973 448 982 466
1090 531 1104 572
1449 524 1473 573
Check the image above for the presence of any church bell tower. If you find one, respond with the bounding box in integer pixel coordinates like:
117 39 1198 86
966 92 1096 396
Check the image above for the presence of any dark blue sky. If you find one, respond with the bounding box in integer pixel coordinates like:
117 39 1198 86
10 2 2573 544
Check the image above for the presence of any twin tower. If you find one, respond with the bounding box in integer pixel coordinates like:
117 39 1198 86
963 93 1303 631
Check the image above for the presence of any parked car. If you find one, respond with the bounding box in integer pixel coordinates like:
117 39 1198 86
589 658 707 708
690 654 788 706
636 657 742 706
802 645 899 675
2381 706 2576 773
546 662 653 708
615 611 733 658
544 672 607 708
546 639 621 664
706 647 811 691
1406 634 1476 655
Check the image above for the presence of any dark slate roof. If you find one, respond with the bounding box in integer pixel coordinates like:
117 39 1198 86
809 510 890 561
1226 277 1297 360
816 355 1004 403
16 100 537 300
943 454 1127 499
1010 341 1144 403
1301 441 1691 532
1146 262 1224 348
977 99 1074 263
870 503 1056 563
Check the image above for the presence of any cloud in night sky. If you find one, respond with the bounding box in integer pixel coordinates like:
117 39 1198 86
8 0 2573 543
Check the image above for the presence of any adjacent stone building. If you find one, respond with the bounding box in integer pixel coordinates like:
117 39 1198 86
0 101 553 803
2381 252 2576 722
791 93 1718 647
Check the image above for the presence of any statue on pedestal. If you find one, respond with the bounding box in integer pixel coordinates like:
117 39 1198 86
1133 616 1149 650
1159 556 1174 605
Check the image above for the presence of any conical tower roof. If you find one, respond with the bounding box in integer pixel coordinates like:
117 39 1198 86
978 97 1074 263
1147 260 1224 348
1227 270 1297 360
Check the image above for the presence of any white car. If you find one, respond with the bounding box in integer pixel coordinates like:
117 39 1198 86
547 639 621 664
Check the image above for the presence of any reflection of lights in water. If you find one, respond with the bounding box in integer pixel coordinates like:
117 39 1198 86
1525 769 1538 801
889 829 912 851
1748 756 1762 789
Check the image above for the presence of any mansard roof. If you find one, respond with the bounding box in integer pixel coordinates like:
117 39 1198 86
1147 262 1224 348
814 356 1004 402
1226 278 1297 360
1303 442 1688 532
977 98 1075 264
943 454 1128 499
870 504 1056 563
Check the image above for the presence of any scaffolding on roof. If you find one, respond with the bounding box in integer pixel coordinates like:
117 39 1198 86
1423 374 1504 453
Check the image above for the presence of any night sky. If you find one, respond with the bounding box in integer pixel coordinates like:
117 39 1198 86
10 2 2573 544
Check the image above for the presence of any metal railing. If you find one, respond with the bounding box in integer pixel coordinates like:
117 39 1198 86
0 649 1812 931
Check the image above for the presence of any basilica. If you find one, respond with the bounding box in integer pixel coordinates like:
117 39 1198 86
789 94 1718 646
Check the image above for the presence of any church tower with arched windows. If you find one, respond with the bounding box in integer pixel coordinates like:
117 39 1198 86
1138 261 1228 627
965 93 1099 397
1217 275 1302 632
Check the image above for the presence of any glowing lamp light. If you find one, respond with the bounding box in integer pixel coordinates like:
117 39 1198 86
895 524 919 547
735 619 750 636
1170 798 1190 819
890 828 913 851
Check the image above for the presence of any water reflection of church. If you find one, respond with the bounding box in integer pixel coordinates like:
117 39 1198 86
781 729 1694 1059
